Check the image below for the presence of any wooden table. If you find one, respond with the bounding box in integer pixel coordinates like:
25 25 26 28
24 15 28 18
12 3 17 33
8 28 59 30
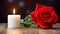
0 23 60 34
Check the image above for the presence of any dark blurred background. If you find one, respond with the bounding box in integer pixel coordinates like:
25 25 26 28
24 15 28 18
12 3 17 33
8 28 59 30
0 0 60 23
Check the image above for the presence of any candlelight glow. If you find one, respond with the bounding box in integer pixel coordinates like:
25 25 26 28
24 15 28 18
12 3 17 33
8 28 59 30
13 8 15 14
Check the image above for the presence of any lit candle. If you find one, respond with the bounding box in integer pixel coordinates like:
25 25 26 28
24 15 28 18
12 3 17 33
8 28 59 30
8 8 21 28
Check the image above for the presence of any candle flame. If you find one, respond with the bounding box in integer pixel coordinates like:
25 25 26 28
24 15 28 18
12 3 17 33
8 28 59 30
13 8 15 14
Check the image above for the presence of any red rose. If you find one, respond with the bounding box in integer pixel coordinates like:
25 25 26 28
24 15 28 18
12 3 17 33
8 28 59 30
30 3 58 29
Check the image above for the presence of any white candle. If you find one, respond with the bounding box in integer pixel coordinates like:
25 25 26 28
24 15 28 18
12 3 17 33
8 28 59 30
8 9 21 28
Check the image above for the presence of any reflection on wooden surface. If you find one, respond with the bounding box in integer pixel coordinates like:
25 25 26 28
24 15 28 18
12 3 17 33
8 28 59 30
7 29 23 34
6 28 39 34
2 28 60 34
0 23 60 34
